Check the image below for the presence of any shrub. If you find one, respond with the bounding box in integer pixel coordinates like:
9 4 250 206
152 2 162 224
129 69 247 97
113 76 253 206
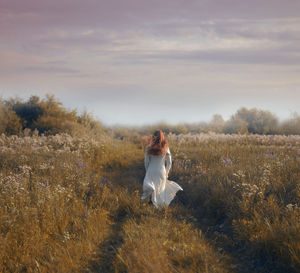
0 101 22 135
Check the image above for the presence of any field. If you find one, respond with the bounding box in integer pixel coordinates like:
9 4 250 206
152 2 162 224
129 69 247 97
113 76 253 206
0 132 299 273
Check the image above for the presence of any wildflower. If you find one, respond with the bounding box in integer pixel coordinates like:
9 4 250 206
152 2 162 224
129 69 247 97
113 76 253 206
63 232 71 241
84 210 91 218
196 164 206 176
78 160 88 169
18 165 32 176
222 155 232 166
39 163 50 170
264 149 276 159
101 177 107 184
233 170 245 179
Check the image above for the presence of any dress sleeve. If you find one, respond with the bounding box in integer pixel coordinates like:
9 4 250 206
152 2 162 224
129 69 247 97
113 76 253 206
144 150 150 171
165 147 172 176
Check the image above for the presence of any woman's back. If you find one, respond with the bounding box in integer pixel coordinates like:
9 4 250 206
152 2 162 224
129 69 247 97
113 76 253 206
142 147 182 207
148 153 167 164
141 130 182 208
144 153 168 186
145 148 171 177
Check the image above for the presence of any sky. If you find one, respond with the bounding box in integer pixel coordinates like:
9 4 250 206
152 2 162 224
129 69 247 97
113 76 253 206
0 0 300 125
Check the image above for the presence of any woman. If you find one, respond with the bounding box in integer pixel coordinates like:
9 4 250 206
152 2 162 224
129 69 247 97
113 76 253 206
141 130 183 208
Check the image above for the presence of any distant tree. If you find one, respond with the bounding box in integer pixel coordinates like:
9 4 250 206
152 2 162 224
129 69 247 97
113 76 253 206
171 124 189 135
181 121 208 134
0 100 22 135
209 114 225 133
224 116 248 134
224 107 279 134
281 113 300 135
33 94 77 134
77 110 105 136
2 94 107 136
145 122 188 135
5 95 43 129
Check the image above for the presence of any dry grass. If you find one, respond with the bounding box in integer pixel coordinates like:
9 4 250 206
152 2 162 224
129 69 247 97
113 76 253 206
0 132 299 272
168 133 300 272
115 210 230 273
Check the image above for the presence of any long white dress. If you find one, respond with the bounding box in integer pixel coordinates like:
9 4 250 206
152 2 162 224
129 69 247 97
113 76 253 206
141 147 183 208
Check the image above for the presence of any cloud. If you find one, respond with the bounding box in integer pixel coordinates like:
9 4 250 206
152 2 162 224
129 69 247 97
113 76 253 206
0 0 300 124
127 47 300 66
23 65 81 75
1 0 300 61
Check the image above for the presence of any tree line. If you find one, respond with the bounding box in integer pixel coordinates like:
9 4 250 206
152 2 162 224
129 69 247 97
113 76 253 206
0 95 104 137
113 108 300 137
0 95 299 136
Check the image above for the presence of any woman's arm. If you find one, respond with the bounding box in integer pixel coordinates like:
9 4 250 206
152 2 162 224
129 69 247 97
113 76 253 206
165 148 172 177
144 150 150 171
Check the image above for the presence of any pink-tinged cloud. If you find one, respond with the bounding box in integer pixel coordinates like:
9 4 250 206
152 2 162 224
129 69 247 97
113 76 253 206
0 0 300 124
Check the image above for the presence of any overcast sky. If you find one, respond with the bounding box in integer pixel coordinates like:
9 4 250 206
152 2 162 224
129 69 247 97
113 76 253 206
1 0 300 125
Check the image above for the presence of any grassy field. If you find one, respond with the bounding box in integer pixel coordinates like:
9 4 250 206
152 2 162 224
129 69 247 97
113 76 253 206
0 132 299 272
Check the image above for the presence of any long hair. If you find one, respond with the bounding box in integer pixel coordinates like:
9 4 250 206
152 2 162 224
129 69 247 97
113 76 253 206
147 130 168 155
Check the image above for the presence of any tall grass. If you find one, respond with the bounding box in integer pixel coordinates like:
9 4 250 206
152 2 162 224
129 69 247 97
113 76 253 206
115 211 230 273
168 133 300 272
0 132 299 272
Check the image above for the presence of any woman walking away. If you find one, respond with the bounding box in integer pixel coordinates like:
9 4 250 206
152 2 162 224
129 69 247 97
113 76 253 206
141 130 183 208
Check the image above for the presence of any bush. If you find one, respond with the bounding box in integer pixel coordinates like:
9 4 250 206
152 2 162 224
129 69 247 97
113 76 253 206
3 95 105 137
0 101 22 135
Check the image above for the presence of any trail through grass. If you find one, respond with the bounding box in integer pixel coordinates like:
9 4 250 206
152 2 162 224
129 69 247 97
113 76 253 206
1 133 299 272
85 162 288 273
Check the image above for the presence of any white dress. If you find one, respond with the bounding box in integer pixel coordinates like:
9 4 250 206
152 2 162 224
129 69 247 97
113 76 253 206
141 147 183 208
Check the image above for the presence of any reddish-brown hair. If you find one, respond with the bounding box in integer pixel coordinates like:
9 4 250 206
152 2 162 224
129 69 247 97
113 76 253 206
147 130 168 155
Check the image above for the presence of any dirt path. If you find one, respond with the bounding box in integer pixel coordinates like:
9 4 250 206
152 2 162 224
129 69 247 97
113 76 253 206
84 165 289 273
83 208 128 273
166 191 287 273
177 205 287 273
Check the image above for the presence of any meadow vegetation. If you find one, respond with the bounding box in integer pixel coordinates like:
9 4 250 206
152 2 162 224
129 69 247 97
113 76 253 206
0 95 299 272
1 95 300 137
